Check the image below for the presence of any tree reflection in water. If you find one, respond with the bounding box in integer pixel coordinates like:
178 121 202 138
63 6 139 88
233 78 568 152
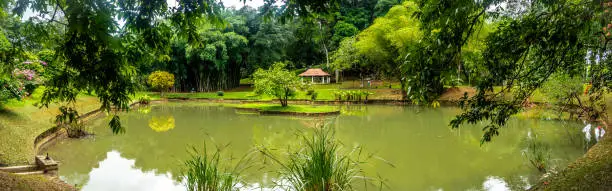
149 115 176 132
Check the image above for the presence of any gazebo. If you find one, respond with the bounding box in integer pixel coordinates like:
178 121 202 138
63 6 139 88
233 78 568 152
299 68 331 84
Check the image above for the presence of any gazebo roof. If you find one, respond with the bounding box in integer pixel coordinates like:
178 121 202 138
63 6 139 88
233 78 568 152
298 68 331 77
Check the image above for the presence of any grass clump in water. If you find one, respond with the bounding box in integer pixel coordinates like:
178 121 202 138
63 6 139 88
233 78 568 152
182 144 253 191
522 133 551 173
259 128 367 191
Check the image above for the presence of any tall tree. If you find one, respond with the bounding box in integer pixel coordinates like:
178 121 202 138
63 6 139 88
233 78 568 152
5 0 340 132
332 1 422 94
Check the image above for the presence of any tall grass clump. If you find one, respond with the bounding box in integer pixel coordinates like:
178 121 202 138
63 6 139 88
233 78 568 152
521 133 551 173
182 144 253 191
259 128 365 191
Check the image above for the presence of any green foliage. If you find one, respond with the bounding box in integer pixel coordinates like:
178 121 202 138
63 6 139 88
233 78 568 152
332 1 422 93
178 29 248 91
148 71 175 94
522 133 551 173
55 106 88 138
540 74 584 105
310 91 318 101
331 37 361 71
253 62 302 107
216 91 224 97
1 0 388 134
450 0 597 142
332 90 373 102
182 145 252 191
258 128 363 191
331 21 359 46
306 89 316 96
109 115 126 134
374 0 401 17
138 95 152 105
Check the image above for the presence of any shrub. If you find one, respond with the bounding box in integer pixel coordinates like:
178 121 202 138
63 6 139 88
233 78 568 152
253 62 301 107
333 90 374 102
138 95 151 105
147 71 175 96
522 134 551 173
55 106 89 138
306 89 315 96
217 91 224 97
310 91 318 101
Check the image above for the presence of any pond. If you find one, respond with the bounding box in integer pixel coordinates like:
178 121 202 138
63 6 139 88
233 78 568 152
43 102 587 191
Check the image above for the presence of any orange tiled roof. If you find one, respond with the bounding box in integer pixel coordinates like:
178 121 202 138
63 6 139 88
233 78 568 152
298 68 331 77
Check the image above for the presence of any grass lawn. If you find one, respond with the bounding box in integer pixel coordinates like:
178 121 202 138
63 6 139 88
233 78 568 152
0 88 101 165
0 171 75 191
161 91 265 100
148 80 403 101
226 103 340 113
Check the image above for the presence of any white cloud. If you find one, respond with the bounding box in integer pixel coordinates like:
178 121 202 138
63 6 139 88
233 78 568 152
80 151 184 191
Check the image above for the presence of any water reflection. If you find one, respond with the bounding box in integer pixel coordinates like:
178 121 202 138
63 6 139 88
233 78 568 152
149 115 176 132
79 151 184 191
75 152 527 191
46 103 585 190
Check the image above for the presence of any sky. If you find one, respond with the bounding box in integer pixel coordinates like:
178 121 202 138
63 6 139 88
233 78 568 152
23 0 268 21
166 0 268 9
220 0 267 9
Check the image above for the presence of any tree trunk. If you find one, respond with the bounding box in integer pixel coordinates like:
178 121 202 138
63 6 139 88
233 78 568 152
318 20 330 68
335 69 339 83
281 88 289 107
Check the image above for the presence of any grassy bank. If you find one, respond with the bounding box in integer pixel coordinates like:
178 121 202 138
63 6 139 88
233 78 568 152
0 91 101 165
153 81 404 101
0 90 152 165
228 103 339 114
0 171 75 191
533 132 612 190
529 101 612 190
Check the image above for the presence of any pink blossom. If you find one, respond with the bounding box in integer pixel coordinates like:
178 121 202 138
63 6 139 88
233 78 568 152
41 61 47 66
13 69 36 81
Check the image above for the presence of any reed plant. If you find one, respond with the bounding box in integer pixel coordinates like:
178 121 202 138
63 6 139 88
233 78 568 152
182 144 254 191
259 128 365 191
522 133 551 173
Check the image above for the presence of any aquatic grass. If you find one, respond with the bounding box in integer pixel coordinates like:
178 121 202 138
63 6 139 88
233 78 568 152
522 133 551 173
258 128 367 191
182 144 255 191
137 95 151 105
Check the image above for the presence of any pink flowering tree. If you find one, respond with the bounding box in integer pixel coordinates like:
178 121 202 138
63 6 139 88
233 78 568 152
11 60 46 96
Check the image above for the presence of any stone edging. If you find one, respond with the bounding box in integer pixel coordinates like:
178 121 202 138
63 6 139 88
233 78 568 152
33 101 149 155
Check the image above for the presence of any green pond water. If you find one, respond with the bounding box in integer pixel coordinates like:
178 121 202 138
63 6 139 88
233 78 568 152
43 102 587 191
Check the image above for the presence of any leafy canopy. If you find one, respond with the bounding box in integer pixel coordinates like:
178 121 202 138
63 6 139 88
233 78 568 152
253 62 301 107
148 71 175 93
408 0 605 142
